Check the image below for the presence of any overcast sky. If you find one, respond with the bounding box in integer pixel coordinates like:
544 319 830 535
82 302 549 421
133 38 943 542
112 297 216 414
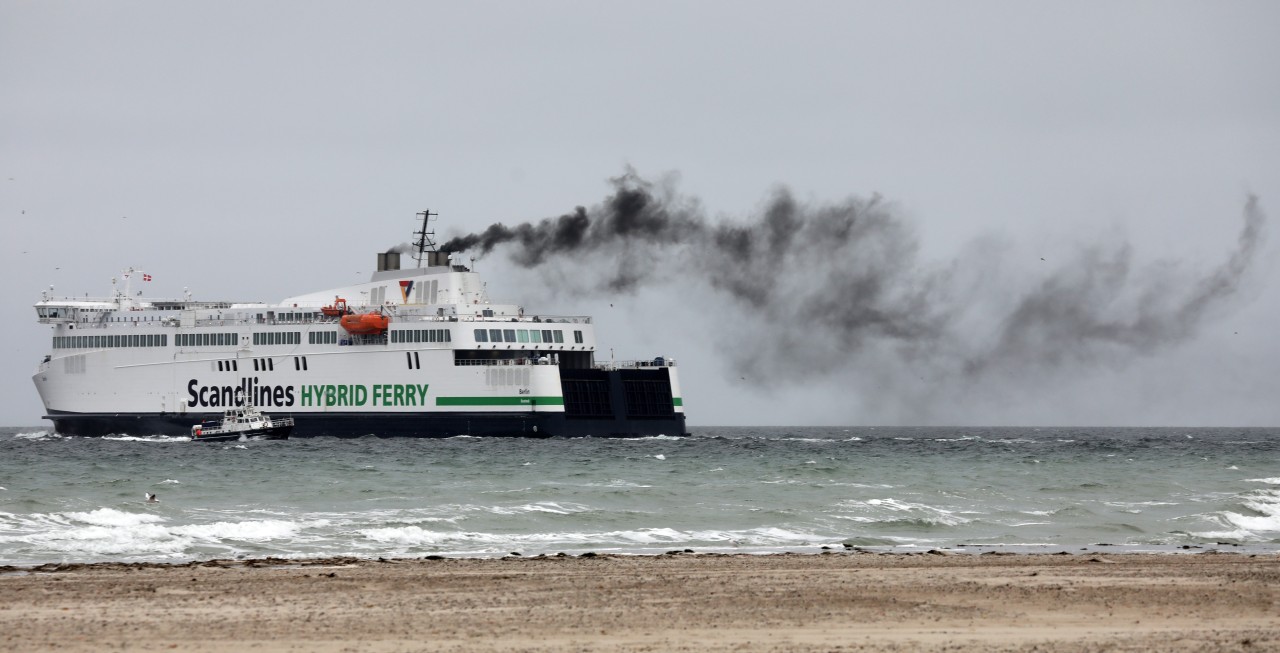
2 1 1277 427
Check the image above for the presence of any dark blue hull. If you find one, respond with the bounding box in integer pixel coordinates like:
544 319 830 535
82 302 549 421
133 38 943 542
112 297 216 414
45 410 688 438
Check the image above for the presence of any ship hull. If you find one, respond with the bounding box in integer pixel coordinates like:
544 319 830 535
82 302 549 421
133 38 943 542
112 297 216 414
45 409 688 438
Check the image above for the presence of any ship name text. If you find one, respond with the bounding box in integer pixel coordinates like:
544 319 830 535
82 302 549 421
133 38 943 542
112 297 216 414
187 379 432 408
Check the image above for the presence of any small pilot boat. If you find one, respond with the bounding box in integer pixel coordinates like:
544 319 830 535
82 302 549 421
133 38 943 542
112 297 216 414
190 404 294 442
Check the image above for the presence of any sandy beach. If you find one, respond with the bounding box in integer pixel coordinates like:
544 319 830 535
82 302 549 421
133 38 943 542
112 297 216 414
2 551 1277 652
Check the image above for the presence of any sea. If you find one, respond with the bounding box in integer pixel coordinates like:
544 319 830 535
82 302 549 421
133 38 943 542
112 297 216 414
2 426 1278 566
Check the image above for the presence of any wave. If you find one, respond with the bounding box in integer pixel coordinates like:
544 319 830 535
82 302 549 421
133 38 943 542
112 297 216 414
0 508 332 560
833 497 970 527
1189 489 1280 542
101 435 190 443
354 525 831 552
12 431 58 440
1220 490 1280 534
169 519 318 541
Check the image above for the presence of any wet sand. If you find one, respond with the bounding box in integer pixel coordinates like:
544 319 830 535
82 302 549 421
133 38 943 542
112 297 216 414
2 551 1278 652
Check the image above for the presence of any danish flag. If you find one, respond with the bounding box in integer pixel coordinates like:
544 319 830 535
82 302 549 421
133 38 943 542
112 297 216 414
143 274 152 281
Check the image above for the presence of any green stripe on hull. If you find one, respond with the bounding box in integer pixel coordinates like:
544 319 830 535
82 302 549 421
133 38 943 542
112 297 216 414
673 397 683 407
436 396 566 407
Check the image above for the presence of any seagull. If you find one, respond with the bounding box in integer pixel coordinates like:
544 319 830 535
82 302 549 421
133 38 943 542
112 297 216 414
145 492 159 503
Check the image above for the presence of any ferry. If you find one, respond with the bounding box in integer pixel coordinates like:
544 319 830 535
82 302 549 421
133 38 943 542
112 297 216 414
31 212 688 437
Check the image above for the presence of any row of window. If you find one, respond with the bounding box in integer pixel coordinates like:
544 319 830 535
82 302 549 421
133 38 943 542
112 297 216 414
474 328 572 344
392 329 453 344
253 332 302 346
178 333 238 347
53 327 583 351
309 331 339 345
213 357 309 372
272 312 316 323
53 334 169 349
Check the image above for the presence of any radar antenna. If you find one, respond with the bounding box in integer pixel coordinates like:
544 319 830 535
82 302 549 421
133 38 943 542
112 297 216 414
411 209 438 268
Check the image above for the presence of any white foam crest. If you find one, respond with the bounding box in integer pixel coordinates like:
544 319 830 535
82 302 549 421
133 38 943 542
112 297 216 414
1240 490 1280 514
13 430 58 440
581 480 653 489
619 434 683 440
653 454 666 460
512 502 586 515
356 525 826 551
1218 491 1280 534
101 434 189 442
359 525 453 545
483 501 590 516
1245 478 1280 485
1 510 187 556
170 519 315 541
1194 490 1280 539
16 522 188 556
1193 527 1255 541
160 479 181 484
838 498 970 526
65 508 165 528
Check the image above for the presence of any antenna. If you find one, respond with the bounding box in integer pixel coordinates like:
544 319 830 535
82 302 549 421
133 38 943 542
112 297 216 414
412 209 438 268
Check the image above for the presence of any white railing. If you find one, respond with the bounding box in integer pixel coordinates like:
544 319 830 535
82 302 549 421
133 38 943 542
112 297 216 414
454 357 559 366
596 359 677 370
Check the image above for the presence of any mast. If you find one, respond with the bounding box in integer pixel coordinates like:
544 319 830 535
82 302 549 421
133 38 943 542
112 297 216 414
411 209 438 268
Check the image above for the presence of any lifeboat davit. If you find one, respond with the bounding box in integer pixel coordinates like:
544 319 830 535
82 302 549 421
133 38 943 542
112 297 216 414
340 312 390 335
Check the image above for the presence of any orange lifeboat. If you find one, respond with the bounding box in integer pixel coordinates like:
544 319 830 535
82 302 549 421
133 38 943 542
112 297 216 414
340 312 390 335
321 298 350 317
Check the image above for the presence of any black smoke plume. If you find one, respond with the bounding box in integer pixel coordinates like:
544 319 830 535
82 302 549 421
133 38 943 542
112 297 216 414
442 170 1266 408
